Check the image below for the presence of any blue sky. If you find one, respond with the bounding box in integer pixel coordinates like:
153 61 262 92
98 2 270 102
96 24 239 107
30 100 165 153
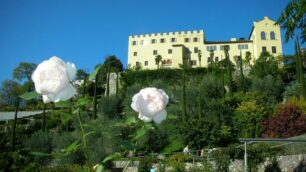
0 0 298 83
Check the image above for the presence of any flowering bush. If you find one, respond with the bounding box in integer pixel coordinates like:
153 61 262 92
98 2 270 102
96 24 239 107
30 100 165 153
31 56 77 103
261 103 306 138
131 87 169 124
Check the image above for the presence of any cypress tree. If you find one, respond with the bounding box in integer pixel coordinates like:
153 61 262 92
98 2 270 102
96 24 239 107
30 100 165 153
295 38 306 99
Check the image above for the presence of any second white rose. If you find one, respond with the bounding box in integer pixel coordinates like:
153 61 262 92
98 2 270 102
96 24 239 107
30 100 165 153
131 87 169 124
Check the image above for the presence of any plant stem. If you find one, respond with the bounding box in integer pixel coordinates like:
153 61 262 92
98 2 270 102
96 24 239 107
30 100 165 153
77 109 86 148
42 103 46 131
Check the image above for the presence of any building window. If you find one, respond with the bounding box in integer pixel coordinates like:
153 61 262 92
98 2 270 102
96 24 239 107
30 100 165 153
270 31 276 40
133 52 137 56
220 45 230 50
168 49 172 54
144 61 148 66
207 46 217 51
132 41 137 45
184 38 190 43
136 61 140 66
151 39 156 44
272 46 277 53
140 40 144 45
261 31 266 40
194 47 199 53
190 60 197 66
160 38 165 43
238 44 249 50
193 37 199 42
262 46 267 52
153 50 158 55
171 38 176 43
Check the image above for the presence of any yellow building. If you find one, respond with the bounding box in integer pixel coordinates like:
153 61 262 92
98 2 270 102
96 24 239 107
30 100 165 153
127 16 283 69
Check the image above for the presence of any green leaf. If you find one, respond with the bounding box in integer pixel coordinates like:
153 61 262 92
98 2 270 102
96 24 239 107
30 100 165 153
58 112 73 124
65 140 81 153
84 131 95 138
89 65 101 81
55 100 71 108
19 91 40 100
125 116 137 125
120 141 138 150
102 152 122 163
134 127 147 140
167 113 178 120
160 138 184 153
31 152 52 157
75 96 90 107
95 164 104 172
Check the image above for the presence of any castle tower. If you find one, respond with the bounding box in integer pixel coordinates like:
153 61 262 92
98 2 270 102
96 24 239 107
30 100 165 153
249 16 283 59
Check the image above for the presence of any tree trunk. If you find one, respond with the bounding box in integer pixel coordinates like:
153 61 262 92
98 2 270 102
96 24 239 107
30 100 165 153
12 98 20 152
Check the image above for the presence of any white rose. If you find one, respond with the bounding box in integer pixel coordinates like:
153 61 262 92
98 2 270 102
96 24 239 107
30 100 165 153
32 56 77 103
131 87 169 124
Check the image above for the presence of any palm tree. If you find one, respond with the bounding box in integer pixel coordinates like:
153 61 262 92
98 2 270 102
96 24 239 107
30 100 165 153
155 54 163 69
198 50 202 67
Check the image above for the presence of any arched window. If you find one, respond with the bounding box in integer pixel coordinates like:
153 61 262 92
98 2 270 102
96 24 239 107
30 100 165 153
261 31 266 40
270 31 276 40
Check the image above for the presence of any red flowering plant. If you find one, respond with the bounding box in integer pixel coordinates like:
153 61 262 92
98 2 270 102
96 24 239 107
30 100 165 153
261 103 306 138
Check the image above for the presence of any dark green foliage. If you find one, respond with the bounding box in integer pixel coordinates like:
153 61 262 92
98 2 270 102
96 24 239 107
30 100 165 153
295 38 306 98
98 95 123 119
201 74 223 99
120 68 207 91
277 0 306 43
251 75 284 103
23 131 53 164
85 117 121 164
250 51 280 78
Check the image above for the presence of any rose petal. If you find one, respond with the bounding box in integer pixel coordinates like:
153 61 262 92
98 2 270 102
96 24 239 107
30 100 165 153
52 84 76 102
152 110 167 124
138 113 152 122
66 62 77 81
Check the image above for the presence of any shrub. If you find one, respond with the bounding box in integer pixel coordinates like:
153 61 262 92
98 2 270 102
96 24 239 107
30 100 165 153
98 95 123 119
23 131 53 165
262 103 306 138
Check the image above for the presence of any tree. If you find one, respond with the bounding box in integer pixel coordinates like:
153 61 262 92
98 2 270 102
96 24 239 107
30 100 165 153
223 45 233 97
0 80 23 104
295 38 306 98
276 0 306 43
250 52 280 78
76 69 88 80
13 62 37 81
13 62 36 91
155 54 163 69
